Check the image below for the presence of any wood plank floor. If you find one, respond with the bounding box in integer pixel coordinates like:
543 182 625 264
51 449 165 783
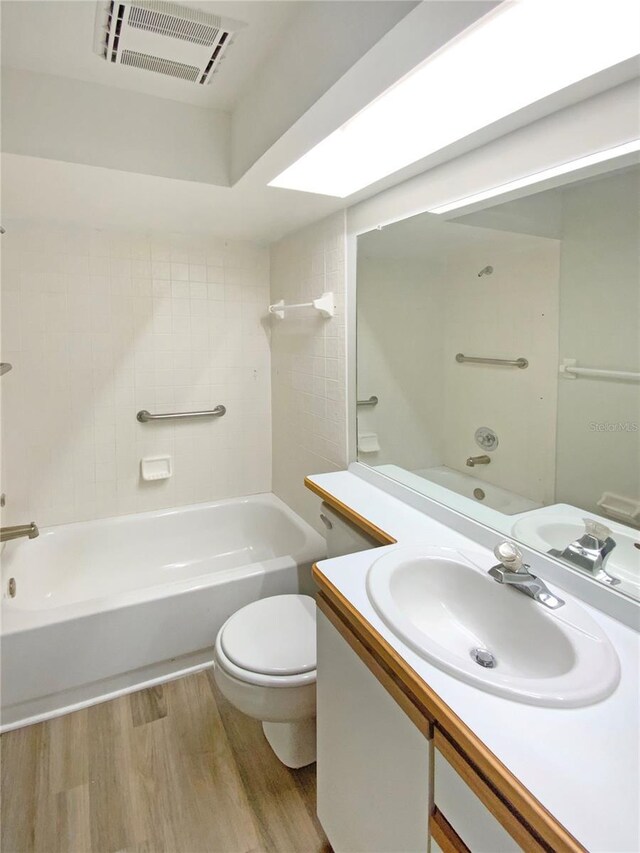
1 671 331 853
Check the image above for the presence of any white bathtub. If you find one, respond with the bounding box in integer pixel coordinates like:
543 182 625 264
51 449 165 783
0 494 325 731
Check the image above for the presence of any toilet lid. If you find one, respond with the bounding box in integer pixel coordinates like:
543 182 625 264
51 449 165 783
219 594 316 676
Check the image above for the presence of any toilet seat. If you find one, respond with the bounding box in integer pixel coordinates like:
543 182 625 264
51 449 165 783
215 594 316 689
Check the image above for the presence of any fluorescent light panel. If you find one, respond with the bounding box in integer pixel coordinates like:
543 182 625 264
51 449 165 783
427 140 640 214
269 0 640 198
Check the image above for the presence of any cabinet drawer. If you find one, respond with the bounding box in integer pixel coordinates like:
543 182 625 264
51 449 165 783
434 730 543 852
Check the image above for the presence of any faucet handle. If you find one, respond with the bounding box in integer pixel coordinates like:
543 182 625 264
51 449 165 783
493 541 525 571
583 518 612 542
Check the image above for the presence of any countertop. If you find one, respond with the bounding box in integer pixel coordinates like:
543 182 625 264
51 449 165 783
309 470 640 853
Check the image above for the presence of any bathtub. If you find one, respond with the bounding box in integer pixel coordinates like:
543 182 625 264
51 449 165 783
0 493 326 731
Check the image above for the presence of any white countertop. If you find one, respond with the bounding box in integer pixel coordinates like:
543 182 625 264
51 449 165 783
310 471 640 853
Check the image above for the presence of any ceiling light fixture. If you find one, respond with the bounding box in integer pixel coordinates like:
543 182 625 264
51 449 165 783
269 0 640 198
427 139 640 214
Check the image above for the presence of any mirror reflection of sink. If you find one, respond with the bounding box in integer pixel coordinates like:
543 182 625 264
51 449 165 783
366 546 620 707
512 505 640 599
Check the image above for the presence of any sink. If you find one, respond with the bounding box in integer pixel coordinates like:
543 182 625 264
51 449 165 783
512 506 640 600
366 545 620 707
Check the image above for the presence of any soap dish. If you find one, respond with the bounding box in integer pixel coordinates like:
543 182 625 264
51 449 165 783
141 456 172 481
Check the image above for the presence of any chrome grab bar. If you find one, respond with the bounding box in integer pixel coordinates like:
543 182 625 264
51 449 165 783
137 406 226 423
357 395 379 407
456 353 528 369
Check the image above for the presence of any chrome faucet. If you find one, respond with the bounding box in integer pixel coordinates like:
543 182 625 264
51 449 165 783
549 519 619 586
0 522 39 543
466 455 490 467
488 541 564 609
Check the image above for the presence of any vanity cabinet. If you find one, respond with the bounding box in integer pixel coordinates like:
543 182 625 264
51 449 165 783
316 609 431 852
317 603 532 853
315 583 577 853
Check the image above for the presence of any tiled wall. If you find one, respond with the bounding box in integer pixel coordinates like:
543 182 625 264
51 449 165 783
357 255 445 471
0 224 271 526
270 212 348 531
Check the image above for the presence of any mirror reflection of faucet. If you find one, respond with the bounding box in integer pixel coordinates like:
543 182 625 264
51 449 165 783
466 455 490 467
549 519 620 586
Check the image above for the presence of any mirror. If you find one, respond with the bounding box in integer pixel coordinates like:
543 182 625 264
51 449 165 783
356 163 640 601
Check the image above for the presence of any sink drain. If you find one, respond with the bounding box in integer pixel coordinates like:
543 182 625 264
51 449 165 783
471 647 496 668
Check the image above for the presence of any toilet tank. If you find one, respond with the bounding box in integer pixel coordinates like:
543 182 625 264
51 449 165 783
319 502 378 558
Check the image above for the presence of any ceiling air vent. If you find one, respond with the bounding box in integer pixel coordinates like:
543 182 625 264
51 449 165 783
93 1 246 85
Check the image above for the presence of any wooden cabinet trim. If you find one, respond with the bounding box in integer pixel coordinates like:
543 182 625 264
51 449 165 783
313 563 585 853
305 477 397 545
430 807 471 853
434 728 548 852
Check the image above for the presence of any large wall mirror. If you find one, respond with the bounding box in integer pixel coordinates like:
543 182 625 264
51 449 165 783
356 161 640 601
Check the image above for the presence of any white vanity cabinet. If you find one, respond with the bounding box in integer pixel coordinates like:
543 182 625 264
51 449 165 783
317 609 431 852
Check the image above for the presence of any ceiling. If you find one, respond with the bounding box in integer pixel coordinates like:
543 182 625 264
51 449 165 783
357 211 554 263
5 0 479 242
3 1 623 245
357 165 640 260
0 0 299 110
1 152 340 243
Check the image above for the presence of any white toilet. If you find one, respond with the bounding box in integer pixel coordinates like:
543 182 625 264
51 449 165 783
213 593 317 768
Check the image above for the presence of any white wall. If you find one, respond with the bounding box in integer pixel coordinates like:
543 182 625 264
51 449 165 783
356 255 444 470
270 212 347 531
555 170 640 516
1 69 230 185
0 223 270 526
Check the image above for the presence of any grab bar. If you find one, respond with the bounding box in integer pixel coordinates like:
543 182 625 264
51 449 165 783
137 406 226 423
357 395 379 407
455 353 528 369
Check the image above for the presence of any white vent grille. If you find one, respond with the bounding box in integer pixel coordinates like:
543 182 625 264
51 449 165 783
94 1 245 85
128 5 220 47
120 49 200 82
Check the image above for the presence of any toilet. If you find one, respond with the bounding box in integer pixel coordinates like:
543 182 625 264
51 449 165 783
213 593 317 768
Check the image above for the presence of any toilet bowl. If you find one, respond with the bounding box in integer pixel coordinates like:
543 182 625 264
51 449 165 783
213 594 317 768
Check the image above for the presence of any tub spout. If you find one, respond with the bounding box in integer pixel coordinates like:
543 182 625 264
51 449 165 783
1 522 39 542
466 455 491 467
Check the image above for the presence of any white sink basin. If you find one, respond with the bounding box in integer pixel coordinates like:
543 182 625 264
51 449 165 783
367 546 620 707
512 507 640 600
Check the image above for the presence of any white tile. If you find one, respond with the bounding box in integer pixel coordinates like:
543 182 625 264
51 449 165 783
270 212 347 530
2 223 274 526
